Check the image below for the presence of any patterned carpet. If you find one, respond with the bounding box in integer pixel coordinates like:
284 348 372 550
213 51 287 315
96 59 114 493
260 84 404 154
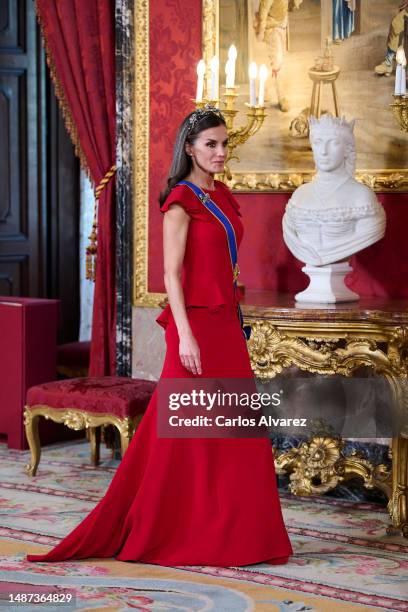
0 440 407 611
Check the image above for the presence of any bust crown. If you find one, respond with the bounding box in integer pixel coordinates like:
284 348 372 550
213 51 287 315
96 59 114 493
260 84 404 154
309 114 355 138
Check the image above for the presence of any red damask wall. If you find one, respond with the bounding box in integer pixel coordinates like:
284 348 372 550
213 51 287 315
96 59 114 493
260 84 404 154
148 1 408 298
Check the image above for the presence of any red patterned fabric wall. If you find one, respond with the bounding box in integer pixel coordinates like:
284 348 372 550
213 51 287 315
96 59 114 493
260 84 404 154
148 0 202 291
148 1 408 298
237 193 408 298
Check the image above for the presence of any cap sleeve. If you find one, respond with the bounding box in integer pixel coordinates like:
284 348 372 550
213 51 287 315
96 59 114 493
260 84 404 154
215 180 242 216
160 185 201 216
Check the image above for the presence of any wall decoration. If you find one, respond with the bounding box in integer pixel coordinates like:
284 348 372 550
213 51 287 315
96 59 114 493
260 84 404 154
211 0 408 191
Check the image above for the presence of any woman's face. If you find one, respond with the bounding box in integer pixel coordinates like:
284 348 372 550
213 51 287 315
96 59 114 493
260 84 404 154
186 124 228 175
311 131 346 173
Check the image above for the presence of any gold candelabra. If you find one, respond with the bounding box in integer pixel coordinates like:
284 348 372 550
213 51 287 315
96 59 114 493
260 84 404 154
390 94 408 132
195 87 267 181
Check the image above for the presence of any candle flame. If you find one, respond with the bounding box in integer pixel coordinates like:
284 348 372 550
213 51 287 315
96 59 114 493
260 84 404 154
228 44 238 61
210 56 219 72
259 64 268 81
249 61 258 79
396 46 407 66
196 59 206 76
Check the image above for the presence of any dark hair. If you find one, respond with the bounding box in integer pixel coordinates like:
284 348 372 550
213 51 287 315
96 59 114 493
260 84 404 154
159 109 226 206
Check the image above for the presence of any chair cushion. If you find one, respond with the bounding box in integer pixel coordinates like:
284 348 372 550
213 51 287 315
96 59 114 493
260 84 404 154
26 377 156 419
57 341 91 368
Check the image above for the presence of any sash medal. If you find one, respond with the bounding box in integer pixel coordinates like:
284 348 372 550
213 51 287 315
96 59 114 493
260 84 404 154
177 180 251 341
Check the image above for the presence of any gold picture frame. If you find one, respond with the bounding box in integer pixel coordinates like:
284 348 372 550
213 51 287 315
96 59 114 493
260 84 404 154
133 0 158 307
133 0 408 308
206 0 408 192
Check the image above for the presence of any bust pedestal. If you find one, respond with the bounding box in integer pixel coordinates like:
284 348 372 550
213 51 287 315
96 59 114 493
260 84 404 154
295 261 359 303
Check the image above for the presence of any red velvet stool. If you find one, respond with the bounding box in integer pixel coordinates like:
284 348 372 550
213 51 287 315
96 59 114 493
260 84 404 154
57 341 91 378
24 376 156 476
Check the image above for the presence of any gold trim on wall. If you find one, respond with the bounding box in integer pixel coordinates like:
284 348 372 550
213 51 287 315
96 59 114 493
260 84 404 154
205 0 408 192
133 0 168 308
224 170 408 192
202 0 218 83
133 0 153 307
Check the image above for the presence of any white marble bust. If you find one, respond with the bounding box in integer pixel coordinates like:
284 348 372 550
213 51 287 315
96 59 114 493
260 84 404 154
282 115 386 302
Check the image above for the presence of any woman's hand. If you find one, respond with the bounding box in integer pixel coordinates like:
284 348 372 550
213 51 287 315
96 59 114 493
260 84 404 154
179 332 202 375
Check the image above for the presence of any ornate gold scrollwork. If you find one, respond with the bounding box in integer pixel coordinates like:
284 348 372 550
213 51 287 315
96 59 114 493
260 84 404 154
61 411 88 430
202 0 217 73
275 437 392 498
276 436 344 495
223 171 408 193
246 317 407 536
133 0 149 307
247 320 404 381
390 94 408 133
24 406 141 477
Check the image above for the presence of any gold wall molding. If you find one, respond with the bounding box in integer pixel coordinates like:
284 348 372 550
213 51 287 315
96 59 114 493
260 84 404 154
133 0 150 306
202 0 218 77
224 170 408 193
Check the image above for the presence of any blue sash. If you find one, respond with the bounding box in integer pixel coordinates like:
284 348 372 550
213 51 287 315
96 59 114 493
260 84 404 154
177 180 251 341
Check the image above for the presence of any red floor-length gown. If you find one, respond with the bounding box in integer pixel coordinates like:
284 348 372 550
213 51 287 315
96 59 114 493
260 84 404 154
27 181 293 566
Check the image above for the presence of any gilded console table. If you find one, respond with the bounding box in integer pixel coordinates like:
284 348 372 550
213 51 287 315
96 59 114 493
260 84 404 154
242 292 408 537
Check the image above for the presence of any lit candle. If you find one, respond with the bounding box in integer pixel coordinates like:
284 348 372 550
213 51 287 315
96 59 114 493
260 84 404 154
226 44 237 88
395 46 406 95
210 56 219 100
249 62 258 106
225 58 233 88
258 64 268 107
395 64 402 95
196 59 205 102
401 48 407 96
402 62 407 96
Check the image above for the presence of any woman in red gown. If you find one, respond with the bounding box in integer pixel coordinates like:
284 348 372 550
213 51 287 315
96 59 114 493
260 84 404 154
27 108 292 567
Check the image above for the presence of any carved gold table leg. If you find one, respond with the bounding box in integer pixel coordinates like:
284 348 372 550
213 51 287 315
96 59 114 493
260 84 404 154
247 317 406 534
389 435 408 537
89 426 101 466
24 407 41 477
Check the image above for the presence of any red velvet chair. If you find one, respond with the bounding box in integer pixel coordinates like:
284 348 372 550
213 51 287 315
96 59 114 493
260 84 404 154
24 377 156 476
57 341 91 378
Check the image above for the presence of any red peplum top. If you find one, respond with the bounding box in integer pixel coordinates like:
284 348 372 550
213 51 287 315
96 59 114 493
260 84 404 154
156 180 243 328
